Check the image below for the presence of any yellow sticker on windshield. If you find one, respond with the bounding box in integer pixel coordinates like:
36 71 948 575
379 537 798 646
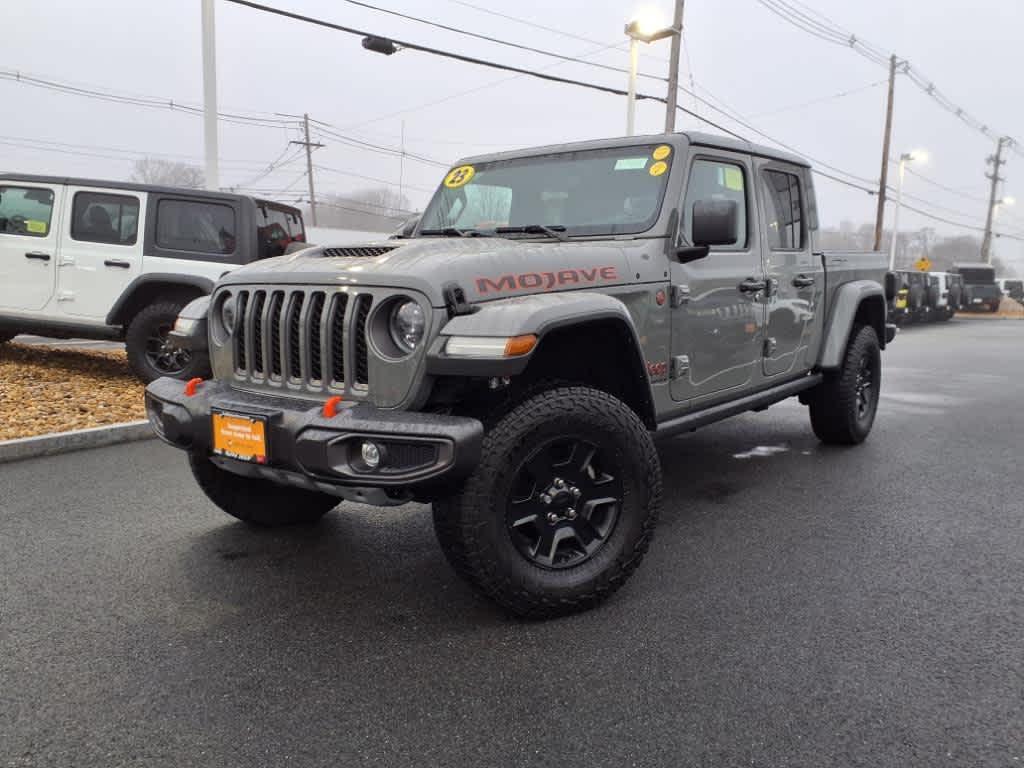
25 219 47 234
444 165 476 188
652 144 672 161
649 160 668 177
723 167 744 191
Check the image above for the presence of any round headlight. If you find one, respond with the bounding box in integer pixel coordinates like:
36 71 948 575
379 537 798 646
219 293 237 336
389 300 425 354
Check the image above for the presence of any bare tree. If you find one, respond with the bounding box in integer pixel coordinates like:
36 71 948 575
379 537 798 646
314 187 414 233
130 157 205 189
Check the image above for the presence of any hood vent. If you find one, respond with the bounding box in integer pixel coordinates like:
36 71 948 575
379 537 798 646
321 245 397 258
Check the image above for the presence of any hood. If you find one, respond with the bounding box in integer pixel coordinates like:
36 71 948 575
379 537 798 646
220 236 657 307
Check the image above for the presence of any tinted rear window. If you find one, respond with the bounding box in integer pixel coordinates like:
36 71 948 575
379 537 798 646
156 199 236 255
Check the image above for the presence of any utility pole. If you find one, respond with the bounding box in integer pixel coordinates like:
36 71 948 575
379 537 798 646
873 54 898 253
663 0 686 133
291 113 324 226
399 120 406 204
981 136 1009 264
200 0 219 191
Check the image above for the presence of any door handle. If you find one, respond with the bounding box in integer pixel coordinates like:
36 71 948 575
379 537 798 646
792 274 815 288
104 259 131 269
738 278 767 293
25 251 50 261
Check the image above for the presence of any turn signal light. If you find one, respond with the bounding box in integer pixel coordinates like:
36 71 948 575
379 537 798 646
504 334 538 356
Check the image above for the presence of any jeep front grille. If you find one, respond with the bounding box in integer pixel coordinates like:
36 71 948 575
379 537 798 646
231 288 373 396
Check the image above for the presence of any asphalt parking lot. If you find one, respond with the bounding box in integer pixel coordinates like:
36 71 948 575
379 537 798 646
2 318 1022 767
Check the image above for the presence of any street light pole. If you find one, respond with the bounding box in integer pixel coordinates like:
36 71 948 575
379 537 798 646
626 37 639 136
889 154 908 271
200 0 220 191
663 0 686 133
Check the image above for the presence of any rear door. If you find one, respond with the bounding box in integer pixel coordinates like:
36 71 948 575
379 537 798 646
758 163 821 377
0 182 62 312
57 187 144 319
670 151 766 404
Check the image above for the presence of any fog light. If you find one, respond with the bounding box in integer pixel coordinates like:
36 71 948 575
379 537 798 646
361 441 383 469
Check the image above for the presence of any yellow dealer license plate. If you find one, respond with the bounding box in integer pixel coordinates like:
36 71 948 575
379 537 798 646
211 412 268 464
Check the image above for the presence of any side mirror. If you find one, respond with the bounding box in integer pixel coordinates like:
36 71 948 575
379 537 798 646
674 199 739 263
692 199 739 247
884 272 898 300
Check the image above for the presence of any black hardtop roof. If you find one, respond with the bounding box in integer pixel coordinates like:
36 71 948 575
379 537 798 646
455 130 810 169
952 262 994 270
0 172 301 213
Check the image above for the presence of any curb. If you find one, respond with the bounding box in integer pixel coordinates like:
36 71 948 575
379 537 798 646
0 421 155 464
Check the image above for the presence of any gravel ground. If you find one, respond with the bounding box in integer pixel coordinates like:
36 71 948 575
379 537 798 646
0 342 145 441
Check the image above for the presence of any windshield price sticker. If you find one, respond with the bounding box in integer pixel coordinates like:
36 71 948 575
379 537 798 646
614 157 649 171
649 160 669 177
652 144 672 160
25 219 47 234
444 165 476 188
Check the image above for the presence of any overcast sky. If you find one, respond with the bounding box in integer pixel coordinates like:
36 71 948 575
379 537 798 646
4 0 1023 269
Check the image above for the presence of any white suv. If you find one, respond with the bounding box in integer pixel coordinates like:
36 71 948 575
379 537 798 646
0 174 305 382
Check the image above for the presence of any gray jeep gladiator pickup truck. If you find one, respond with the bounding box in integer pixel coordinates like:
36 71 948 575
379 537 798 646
146 131 896 618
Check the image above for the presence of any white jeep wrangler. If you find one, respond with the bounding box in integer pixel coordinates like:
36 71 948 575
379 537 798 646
0 174 305 382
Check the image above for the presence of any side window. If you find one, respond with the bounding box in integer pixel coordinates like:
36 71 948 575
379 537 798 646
71 192 140 245
156 199 236 255
682 159 748 249
761 169 804 250
0 186 55 237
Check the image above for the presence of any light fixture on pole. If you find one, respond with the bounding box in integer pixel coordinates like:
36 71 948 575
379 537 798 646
624 10 679 137
889 149 928 271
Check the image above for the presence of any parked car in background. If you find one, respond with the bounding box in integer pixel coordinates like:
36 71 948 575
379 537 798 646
888 270 911 324
997 278 1023 303
928 272 959 321
904 270 930 323
0 173 304 382
952 263 1001 312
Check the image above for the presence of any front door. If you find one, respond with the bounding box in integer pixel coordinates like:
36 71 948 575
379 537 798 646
757 163 822 377
670 153 766 403
57 187 144 319
0 183 62 312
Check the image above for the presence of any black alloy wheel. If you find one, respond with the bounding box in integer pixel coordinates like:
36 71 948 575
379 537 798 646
854 354 875 422
145 320 193 375
506 436 623 570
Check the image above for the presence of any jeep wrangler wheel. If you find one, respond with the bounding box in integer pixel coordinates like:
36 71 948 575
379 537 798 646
126 300 211 384
808 324 881 445
188 452 338 526
433 386 661 619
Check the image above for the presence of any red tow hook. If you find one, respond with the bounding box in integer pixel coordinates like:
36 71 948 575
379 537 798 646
184 377 204 397
323 395 344 418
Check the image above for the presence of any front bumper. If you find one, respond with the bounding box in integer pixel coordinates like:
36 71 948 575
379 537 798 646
145 377 483 504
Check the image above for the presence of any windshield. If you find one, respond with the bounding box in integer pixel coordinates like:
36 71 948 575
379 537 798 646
419 144 675 237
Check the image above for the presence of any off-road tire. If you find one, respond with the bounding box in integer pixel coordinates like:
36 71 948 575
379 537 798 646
189 452 338 526
433 386 662 619
808 324 881 445
125 300 211 384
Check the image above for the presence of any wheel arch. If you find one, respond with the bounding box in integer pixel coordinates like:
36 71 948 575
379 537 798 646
106 273 215 327
818 281 887 370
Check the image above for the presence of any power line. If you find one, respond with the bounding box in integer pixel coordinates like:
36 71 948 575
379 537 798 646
747 79 886 119
334 0 668 82
221 0 668 105
903 165 992 204
314 163 435 194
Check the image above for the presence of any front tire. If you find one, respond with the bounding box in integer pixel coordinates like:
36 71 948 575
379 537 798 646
808 325 881 445
433 386 662 619
189 452 338 526
125 300 212 384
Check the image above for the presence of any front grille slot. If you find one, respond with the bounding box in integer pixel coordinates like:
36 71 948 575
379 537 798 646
353 295 372 386
307 292 326 383
287 293 305 380
329 293 348 386
230 287 387 399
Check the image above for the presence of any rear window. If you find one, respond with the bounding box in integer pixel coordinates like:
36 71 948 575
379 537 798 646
71 192 140 245
156 199 236 255
256 204 305 259
957 268 995 283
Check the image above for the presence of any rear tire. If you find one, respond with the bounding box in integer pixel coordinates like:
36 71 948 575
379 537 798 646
189 452 338 526
808 325 881 445
125 300 211 384
433 386 661 619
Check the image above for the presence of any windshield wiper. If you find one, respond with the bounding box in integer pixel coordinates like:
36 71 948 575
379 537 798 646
494 224 569 242
419 227 490 238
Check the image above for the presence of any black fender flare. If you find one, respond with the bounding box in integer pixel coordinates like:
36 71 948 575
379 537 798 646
106 273 216 326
